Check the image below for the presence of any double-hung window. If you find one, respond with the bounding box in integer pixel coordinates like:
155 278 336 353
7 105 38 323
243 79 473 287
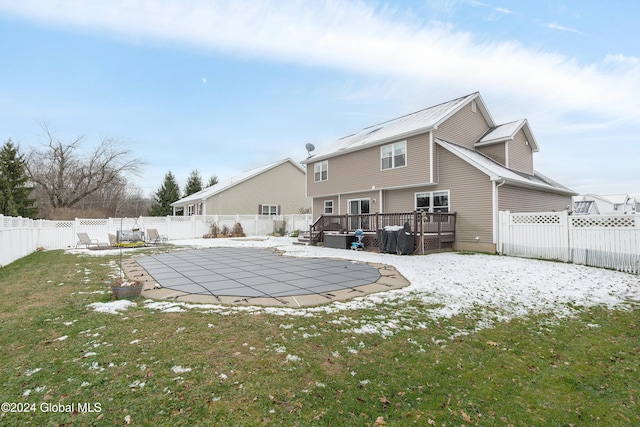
324 200 334 214
261 205 278 216
314 161 328 182
415 190 449 212
381 141 406 170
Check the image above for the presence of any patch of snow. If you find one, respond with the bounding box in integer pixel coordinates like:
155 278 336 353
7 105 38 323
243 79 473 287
87 300 136 314
285 354 301 362
171 365 192 374
25 368 41 376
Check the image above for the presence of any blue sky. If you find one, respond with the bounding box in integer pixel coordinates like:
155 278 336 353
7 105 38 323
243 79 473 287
1 0 639 198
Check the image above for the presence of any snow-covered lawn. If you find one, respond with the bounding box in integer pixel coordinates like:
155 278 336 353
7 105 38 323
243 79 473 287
84 236 640 324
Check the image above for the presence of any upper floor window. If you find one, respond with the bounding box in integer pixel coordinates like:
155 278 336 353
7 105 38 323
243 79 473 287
314 161 328 182
415 190 449 212
381 141 406 170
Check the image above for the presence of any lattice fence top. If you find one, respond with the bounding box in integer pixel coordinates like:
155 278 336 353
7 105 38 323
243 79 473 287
77 219 108 226
571 215 638 228
53 221 74 228
510 213 562 225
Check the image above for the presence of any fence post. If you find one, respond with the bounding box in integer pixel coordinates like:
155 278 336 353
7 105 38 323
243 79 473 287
497 210 509 254
563 210 571 263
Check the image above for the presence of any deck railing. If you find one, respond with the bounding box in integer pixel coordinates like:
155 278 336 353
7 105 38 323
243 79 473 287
309 211 456 252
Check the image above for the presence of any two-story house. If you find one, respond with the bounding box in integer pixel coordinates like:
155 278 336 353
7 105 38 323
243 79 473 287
302 92 576 252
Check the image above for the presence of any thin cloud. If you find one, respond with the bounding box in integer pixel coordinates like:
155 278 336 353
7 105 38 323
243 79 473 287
494 7 513 14
1 0 638 125
545 22 581 33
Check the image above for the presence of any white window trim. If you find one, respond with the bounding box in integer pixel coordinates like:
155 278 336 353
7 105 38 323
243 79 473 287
323 200 334 214
380 140 407 171
314 160 328 182
261 204 278 216
414 190 450 212
347 198 371 214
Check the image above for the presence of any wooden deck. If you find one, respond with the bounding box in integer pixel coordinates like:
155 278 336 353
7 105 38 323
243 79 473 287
305 211 456 254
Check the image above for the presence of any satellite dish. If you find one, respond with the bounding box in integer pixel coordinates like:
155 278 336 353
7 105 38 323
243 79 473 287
305 143 315 158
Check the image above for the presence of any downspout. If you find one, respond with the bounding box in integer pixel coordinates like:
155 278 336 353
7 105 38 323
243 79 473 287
429 131 434 183
493 178 506 248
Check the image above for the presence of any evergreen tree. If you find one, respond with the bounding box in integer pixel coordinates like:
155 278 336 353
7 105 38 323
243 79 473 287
0 139 38 218
149 171 180 216
207 174 219 187
184 169 203 196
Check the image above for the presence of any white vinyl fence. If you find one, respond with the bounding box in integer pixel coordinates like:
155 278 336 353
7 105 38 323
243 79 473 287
499 211 640 274
0 214 312 267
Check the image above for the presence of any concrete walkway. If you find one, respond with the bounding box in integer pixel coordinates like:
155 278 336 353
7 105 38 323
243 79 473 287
122 247 409 307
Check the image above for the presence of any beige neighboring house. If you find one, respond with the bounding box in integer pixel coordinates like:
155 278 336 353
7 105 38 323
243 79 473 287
302 92 576 252
171 158 309 216
573 194 638 215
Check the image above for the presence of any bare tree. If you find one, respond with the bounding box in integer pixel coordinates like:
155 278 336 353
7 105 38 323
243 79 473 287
26 122 143 217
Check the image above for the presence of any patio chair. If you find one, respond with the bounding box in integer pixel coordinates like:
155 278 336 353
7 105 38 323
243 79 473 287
146 228 168 245
76 232 110 249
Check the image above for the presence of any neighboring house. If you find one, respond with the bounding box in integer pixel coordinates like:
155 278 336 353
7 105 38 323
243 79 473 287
302 92 576 252
171 158 309 216
572 194 637 215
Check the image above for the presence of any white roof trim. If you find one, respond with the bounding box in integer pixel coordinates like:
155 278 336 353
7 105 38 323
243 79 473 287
436 139 575 195
476 119 539 152
303 92 493 164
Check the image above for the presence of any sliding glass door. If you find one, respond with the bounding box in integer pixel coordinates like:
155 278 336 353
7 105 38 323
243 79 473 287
348 198 370 230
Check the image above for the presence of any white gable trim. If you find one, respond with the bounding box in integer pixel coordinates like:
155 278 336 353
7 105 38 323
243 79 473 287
476 119 539 153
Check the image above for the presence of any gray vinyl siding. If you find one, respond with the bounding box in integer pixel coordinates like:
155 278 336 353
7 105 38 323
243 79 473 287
340 191 379 214
380 147 494 244
204 162 309 215
434 102 491 149
306 133 431 197
507 129 534 174
498 185 571 212
437 147 494 244
384 187 424 212
312 196 339 219
477 143 506 167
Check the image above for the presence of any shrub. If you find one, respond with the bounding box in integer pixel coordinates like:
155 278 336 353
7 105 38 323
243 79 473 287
231 222 245 237
205 222 220 238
